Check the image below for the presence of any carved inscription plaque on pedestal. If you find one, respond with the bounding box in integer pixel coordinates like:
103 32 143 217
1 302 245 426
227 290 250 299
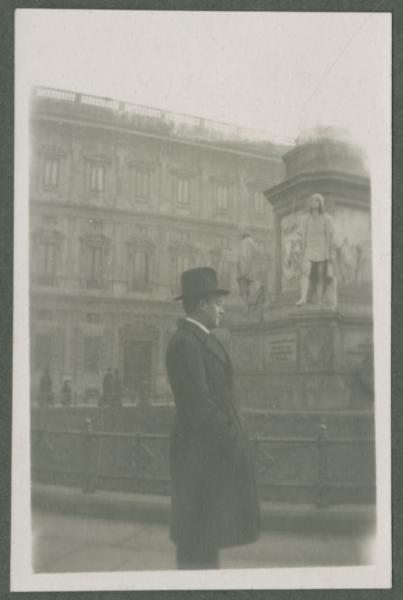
343 330 373 369
265 332 297 370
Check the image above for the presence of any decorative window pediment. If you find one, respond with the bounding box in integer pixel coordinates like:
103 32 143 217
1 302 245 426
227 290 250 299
35 310 54 322
126 236 154 249
83 153 111 163
40 144 67 157
32 227 64 245
119 322 159 342
126 157 155 170
31 227 64 286
169 163 198 178
168 229 196 252
81 232 111 248
130 225 150 239
168 240 197 253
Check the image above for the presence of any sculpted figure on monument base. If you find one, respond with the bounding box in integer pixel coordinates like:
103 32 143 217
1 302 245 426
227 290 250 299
236 229 266 319
296 193 337 308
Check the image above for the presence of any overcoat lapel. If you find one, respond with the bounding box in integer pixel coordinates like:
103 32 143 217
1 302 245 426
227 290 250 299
181 319 232 375
205 334 230 368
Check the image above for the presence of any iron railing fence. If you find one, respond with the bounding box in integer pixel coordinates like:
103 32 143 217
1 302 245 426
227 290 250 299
31 420 375 506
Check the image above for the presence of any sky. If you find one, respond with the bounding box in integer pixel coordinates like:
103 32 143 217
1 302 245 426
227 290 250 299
16 10 390 156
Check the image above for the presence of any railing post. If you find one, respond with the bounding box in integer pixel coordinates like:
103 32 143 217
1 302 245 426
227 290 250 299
82 418 96 494
316 420 330 508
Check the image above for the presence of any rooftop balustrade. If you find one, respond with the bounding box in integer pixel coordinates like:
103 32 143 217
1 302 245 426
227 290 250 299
32 86 292 153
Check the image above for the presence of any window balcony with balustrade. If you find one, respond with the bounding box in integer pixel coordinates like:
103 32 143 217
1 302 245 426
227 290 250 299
30 274 180 302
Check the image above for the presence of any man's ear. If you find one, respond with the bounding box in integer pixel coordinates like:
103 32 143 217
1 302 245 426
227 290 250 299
199 298 207 311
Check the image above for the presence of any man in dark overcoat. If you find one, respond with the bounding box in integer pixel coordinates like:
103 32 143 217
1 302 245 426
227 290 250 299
111 369 123 407
101 367 114 407
166 267 260 569
38 368 54 406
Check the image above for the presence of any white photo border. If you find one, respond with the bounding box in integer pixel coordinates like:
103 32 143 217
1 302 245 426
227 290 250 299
11 8 392 591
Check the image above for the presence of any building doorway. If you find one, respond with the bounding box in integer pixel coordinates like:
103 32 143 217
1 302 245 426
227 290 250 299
123 340 152 402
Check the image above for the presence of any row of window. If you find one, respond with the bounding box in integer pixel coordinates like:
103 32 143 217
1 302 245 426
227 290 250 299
34 332 102 374
33 240 236 289
40 156 267 215
34 333 153 382
34 241 152 287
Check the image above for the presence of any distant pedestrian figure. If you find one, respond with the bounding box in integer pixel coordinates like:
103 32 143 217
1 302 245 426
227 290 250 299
138 379 151 406
111 369 123 407
38 368 54 406
101 367 114 407
61 380 72 406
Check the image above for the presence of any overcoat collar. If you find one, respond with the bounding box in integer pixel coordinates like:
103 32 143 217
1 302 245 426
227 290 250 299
179 318 232 370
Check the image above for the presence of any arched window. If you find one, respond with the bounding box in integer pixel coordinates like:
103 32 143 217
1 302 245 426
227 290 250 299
80 232 111 289
43 156 60 188
89 162 105 192
126 239 154 290
254 191 266 215
177 177 190 205
32 227 63 286
131 167 150 201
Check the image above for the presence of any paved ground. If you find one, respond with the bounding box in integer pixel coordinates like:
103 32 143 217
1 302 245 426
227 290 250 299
32 510 375 573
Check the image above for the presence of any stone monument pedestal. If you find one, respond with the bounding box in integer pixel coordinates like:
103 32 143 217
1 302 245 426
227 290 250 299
230 304 373 411
230 128 374 413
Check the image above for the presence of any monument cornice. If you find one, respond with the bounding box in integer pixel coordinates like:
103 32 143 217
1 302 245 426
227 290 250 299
229 307 373 333
265 171 370 210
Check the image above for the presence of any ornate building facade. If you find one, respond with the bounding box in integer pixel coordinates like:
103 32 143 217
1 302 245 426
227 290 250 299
30 87 288 404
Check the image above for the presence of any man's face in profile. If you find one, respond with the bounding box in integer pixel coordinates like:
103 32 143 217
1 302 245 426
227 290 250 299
201 295 225 329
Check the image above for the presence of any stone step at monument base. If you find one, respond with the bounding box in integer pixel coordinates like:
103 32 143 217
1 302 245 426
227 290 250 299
235 371 373 412
33 471 375 507
31 405 375 439
32 482 376 534
258 482 375 506
244 409 375 438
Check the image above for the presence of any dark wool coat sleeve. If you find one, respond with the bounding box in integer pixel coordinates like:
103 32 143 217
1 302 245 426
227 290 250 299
166 334 237 454
166 321 260 550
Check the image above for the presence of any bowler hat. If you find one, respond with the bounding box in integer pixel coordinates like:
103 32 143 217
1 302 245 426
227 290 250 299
174 267 230 301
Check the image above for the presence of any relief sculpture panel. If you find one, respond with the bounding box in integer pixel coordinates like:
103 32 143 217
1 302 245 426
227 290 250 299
232 336 263 374
280 205 371 293
300 327 333 371
280 210 304 292
333 206 372 286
